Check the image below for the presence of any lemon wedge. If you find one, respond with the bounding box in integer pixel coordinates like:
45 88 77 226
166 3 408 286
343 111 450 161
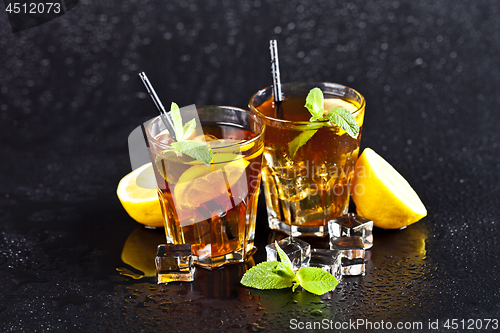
117 163 164 228
351 148 427 229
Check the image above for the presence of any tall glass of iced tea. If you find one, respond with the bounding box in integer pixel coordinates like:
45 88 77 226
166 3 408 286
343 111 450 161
249 82 365 237
146 105 265 268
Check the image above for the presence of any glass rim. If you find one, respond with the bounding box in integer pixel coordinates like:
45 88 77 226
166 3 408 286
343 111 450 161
145 105 266 151
248 81 366 127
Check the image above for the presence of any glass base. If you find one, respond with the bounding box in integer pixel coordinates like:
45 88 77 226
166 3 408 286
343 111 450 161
157 271 195 283
193 245 257 270
268 217 329 237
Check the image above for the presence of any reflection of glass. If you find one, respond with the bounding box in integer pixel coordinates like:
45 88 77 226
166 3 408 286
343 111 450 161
146 106 265 269
194 256 255 299
249 82 365 237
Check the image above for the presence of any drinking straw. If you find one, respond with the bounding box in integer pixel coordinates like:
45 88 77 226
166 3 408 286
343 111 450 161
138 72 177 141
269 39 284 118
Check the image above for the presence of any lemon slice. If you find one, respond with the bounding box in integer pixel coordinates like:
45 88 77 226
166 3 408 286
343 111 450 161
117 163 164 228
351 148 427 229
323 98 364 135
173 155 250 209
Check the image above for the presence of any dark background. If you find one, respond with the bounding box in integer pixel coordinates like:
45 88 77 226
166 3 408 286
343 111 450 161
0 0 499 332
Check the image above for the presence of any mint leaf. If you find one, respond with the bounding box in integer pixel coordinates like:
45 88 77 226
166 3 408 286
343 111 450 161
274 241 297 280
273 240 302 292
305 87 324 119
274 240 293 268
289 88 360 157
182 118 196 140
325 107 360 139
241 261 296 290
240 241 339 295
276 262 297 283
167 102 213 165
286 87 323 157
288 130 318 159
296 267 339 295
171 141 213 166
169 102 184 140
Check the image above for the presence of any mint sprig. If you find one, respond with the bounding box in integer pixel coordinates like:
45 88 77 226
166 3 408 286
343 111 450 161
164 102 213 166
240 241 339 295
288 87 360 158
324 106 360 139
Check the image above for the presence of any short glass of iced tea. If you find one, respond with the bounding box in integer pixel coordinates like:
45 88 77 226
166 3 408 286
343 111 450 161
249 82 365 237
146 105 265 268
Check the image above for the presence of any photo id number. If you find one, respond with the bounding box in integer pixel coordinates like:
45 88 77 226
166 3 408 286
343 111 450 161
443 319 498 330
5 2 61 14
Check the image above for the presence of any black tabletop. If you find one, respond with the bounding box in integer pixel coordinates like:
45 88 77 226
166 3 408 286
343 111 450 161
1 1 499 332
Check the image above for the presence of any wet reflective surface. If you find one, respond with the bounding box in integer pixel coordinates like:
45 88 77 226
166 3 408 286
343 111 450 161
1 0 500 331
1 195 498 331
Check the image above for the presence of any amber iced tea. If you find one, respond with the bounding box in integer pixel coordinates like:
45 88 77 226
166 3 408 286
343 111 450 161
146 106 265 268
249 82 365 237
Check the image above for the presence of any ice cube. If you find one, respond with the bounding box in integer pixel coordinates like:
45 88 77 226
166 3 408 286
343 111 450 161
329 236 365 260
341 258 365 276
155 244 195 283
328 213 373 249
330 236 366 276
266 237 311 271
309 248 342 281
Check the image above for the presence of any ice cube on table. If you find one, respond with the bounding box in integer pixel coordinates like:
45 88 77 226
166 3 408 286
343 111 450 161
156 244 195 283
328 213 373 249
329 236 365 260
266 237 311 271
309 248 342 281
341 258 365 276
330 236 366 276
